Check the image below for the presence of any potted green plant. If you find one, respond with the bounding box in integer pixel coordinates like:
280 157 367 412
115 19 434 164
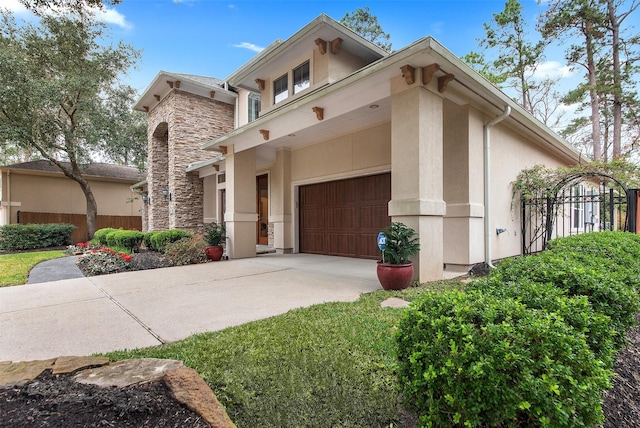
203 221 225 261
377 221 420 290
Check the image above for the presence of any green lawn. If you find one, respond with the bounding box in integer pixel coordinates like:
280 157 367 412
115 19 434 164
105 280 463 427
0 250 66 286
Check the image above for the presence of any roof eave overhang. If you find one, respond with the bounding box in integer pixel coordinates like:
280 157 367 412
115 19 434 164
205 36 579 164
134 71 238 113
225 14 388 90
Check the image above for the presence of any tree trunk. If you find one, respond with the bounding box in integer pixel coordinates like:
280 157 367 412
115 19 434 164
586 29 603 161
607 0 623 158
79 180 98 240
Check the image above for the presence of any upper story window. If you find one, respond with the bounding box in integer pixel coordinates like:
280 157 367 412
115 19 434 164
273 73 288 104
248 92 261 122
293 61 310 94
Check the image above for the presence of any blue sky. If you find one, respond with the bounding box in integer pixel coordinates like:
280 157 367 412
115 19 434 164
5 0 582 94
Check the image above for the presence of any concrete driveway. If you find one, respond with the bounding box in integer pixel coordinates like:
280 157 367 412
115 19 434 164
0 254 380 362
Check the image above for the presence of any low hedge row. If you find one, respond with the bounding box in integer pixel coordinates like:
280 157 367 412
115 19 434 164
0 223 76 250
148 229 192 253
398 231 640 427
93 228 144 253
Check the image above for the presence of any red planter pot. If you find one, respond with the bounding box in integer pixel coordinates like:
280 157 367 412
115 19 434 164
205 245 224 261
376 262 414 290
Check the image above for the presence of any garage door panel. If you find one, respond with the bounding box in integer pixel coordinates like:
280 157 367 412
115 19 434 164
358 233 382 259
326 207 356 229
300 173 390 259
326 233 356 257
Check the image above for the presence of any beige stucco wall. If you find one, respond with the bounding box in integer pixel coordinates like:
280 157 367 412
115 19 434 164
291 122 391 182
489 124 571 261
0 171 141 225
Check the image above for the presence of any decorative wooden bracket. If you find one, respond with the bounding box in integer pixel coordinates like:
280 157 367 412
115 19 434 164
219 145 227 154
315 38 327 55
154 94 161 101
422 64 440 85
143 106 149 112
312 106 324 121
166 80 174 89
330 38 343 54
175 80 181 89
259 130 270 141
400 65 416 85
255 79 265 91
438 74 455 93
210 91 216 99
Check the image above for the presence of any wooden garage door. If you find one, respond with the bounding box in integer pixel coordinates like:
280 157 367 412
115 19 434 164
300 173 391 259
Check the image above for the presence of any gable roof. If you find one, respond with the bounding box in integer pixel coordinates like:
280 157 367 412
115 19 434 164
134 71 237 113
1 160 144 183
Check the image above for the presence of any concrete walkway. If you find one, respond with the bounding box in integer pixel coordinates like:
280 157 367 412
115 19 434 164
0 254 380 362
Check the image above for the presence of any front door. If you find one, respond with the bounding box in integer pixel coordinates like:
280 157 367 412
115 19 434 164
256 174 269 245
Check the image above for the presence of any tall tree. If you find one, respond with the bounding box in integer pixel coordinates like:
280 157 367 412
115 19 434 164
539 0 607 160
603 0 640 158
0 9 142 239
477 0 547 112
340 6 392 51
18 0 119 15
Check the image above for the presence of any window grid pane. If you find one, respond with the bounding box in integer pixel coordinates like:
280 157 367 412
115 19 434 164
274 74 288 103
293 61 310 94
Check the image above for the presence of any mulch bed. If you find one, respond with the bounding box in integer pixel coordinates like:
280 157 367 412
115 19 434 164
0 370 209 428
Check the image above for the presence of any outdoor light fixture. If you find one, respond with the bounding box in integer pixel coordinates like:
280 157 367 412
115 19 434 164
161 186 171 201
142 191 150 205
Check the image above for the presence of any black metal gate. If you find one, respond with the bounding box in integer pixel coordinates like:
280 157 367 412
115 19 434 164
521 173 638 254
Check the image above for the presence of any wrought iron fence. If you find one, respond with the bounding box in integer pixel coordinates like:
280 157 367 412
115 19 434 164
521 184 638 255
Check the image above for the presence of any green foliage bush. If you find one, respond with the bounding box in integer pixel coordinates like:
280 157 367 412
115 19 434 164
149 229 192 253
0 223 76 250
491 252 639 347
93 228 118 246
163 237 207 266
104 230 143 253
142 231 158 250
468 278 615 365
397 290 612 428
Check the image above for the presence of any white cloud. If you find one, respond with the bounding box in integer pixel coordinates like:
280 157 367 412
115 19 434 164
232 42 264 53
2 0 28 14
429 21 444 35
1 1 131 29
95 7 131 29
531 61 575 80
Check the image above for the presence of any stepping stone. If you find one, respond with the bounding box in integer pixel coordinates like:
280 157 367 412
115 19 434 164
0 359 56 387
52 356 110 374
380 297 410 308
74 358 183 388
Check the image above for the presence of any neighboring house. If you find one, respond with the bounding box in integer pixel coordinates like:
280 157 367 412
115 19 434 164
0 160 143 242
134 14 579 282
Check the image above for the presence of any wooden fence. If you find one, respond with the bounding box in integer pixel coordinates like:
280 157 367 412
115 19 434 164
17 211 142 243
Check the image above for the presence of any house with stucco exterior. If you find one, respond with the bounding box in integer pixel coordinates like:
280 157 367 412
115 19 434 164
133 14 579 282
0 160 143 242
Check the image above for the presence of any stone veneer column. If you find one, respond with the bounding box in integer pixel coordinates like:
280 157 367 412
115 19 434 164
225 145 258 258
389 77 446 282
270 148 293 253
147 123 170 231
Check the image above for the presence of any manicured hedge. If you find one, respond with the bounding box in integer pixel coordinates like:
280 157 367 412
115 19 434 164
0 223 76 250
107 230 144 253
397 231 640 427
93 228 118 246
142 231 158 250
398 290 612 427
149 229 192 253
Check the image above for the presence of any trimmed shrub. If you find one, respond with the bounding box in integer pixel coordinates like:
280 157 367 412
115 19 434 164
491 251 639 347
142 231 158 250
149 229 192 253
163 236 207 266
93 228 118 246
468 278 615 365
77 247 133 276
546 231 640 292
107 230 144 253
397 290 613 428
0 223 75 250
